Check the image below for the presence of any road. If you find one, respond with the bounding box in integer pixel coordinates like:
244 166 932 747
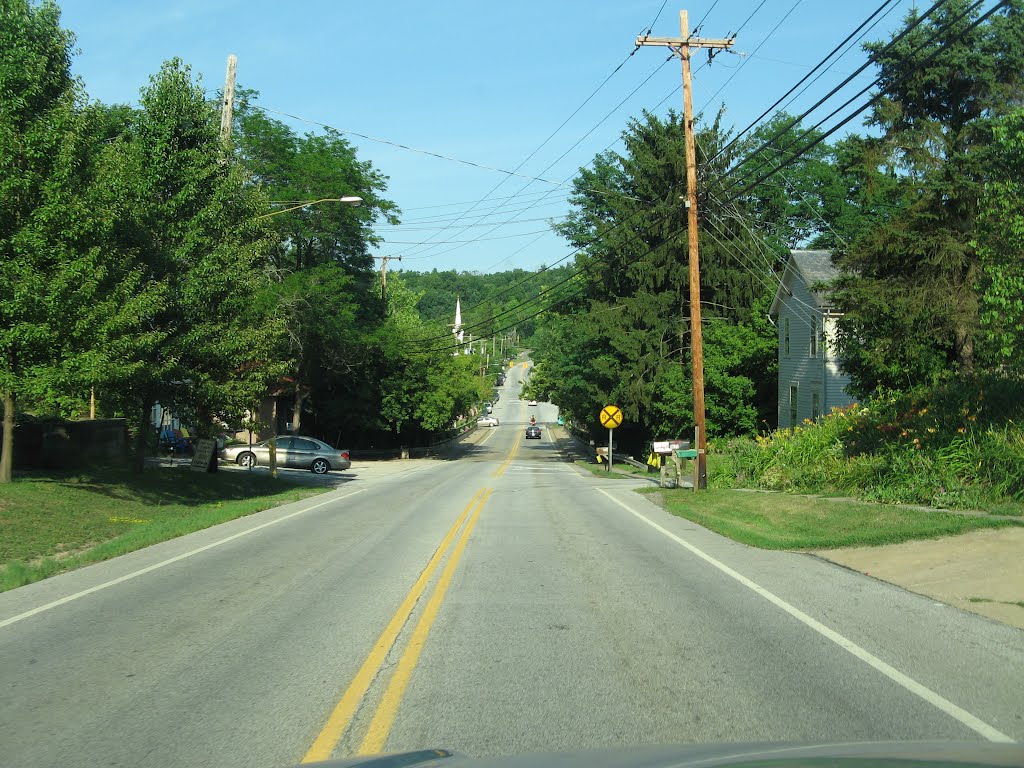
2 361 1023 768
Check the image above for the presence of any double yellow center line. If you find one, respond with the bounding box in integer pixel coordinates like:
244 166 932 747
303 437 519 761
301 475 512 765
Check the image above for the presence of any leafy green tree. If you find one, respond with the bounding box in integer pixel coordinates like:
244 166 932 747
94 60 282 470
0 0 86 481
976 108 1024 371
233 92 399 276
376 276 487 442
268 265 363 433
539 109 778 451
832 0 1024 393
232 91 401 436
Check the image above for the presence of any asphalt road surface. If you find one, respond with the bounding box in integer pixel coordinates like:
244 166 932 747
2 361 1023 768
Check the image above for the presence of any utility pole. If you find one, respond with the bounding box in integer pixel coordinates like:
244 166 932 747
636 10 733 490
377 255 402 303
220 54 237 143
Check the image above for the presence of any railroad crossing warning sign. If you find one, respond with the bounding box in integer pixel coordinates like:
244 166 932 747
600 404 623 429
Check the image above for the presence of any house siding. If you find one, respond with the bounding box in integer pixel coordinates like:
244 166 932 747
772 251 860 428
777 276 824 428
823 314 854 412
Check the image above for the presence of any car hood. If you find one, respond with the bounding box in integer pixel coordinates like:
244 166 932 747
306 742 1024 768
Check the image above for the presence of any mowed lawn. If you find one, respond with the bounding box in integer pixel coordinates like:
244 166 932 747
644 487 1024 549
0 466 329 591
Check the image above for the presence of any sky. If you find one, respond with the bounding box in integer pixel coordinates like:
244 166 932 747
56 0 924 275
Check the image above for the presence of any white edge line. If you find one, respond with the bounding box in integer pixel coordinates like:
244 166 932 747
0 488 368 631
595 488 1015 744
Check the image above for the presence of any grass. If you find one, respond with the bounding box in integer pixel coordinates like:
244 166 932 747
640 486 1024 550
967 597 1024 609
0 466 329 592
574 460 653 479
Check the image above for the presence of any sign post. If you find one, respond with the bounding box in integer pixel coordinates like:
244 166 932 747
599 405 624 472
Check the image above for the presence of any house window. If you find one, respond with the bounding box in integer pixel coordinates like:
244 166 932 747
811 392 821 420
789 383 799 426
809 317 818 358
784 317 791 357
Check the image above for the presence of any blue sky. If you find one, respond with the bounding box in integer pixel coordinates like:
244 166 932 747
57 0 922 274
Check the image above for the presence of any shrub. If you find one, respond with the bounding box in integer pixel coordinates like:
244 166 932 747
717 375 1024 512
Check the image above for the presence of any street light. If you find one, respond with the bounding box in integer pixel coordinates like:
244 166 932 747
255 196 363 220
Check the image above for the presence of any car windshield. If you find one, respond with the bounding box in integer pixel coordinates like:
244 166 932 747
6 4 1024 768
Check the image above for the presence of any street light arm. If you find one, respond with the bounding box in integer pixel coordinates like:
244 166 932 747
255 196 363 220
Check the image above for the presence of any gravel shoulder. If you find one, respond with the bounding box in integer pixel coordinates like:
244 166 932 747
815 527 1024 630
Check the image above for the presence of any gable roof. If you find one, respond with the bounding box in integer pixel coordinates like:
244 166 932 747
769 249 840 318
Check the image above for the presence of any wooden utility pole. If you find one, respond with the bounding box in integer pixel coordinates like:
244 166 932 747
636 10 732 489
220 54 237 143
377 255 402 302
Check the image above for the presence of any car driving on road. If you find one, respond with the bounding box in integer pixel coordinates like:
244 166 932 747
525 425 541 439
477 415 500 427
219 436 351 474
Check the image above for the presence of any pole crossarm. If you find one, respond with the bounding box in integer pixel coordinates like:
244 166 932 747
635 35 733 51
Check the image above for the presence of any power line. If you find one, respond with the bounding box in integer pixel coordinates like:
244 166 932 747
732 0 771 38
403 55 675 264
693 1 724 34
393 48 646 261
409 205 689 347
714 0 997 205
697 0 805 111
708 0 955 177
448 3 929 327
708 0 903 161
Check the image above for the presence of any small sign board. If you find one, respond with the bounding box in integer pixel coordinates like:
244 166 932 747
190 438 218 473
599 405 623 429
654 439 690 454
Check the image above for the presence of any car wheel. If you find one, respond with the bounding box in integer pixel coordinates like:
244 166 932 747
237 452 256 468
311 458 330 474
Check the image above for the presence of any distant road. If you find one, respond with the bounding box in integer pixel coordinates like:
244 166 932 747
1 361 1021 768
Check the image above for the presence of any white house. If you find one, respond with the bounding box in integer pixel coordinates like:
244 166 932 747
768 250 856 428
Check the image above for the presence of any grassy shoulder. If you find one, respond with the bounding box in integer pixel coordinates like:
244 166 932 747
574 460 653 479
0 466 329 592
641 486 1024 550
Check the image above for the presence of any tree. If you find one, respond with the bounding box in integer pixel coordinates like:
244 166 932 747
543 109 778 451
268 265 363 433
376 275 487 442
0 0 81 481
977 108 1024 371
95 60 282 471
233 92 399 276
832 1 1024 393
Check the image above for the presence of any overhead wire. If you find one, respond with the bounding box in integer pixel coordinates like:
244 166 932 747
432 0 893 318
422 0 1000 349
713 0 998 206
697 0 805 111
402 54 676 264
707 0 904 161
707 0 955 180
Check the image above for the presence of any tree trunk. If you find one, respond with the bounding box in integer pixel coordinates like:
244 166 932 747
955 324 975 376
132 399 153 474
291 385 304 433
0 391 15 484
269 398 278 479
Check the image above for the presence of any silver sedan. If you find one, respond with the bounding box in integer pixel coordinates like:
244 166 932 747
220 436 351 474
